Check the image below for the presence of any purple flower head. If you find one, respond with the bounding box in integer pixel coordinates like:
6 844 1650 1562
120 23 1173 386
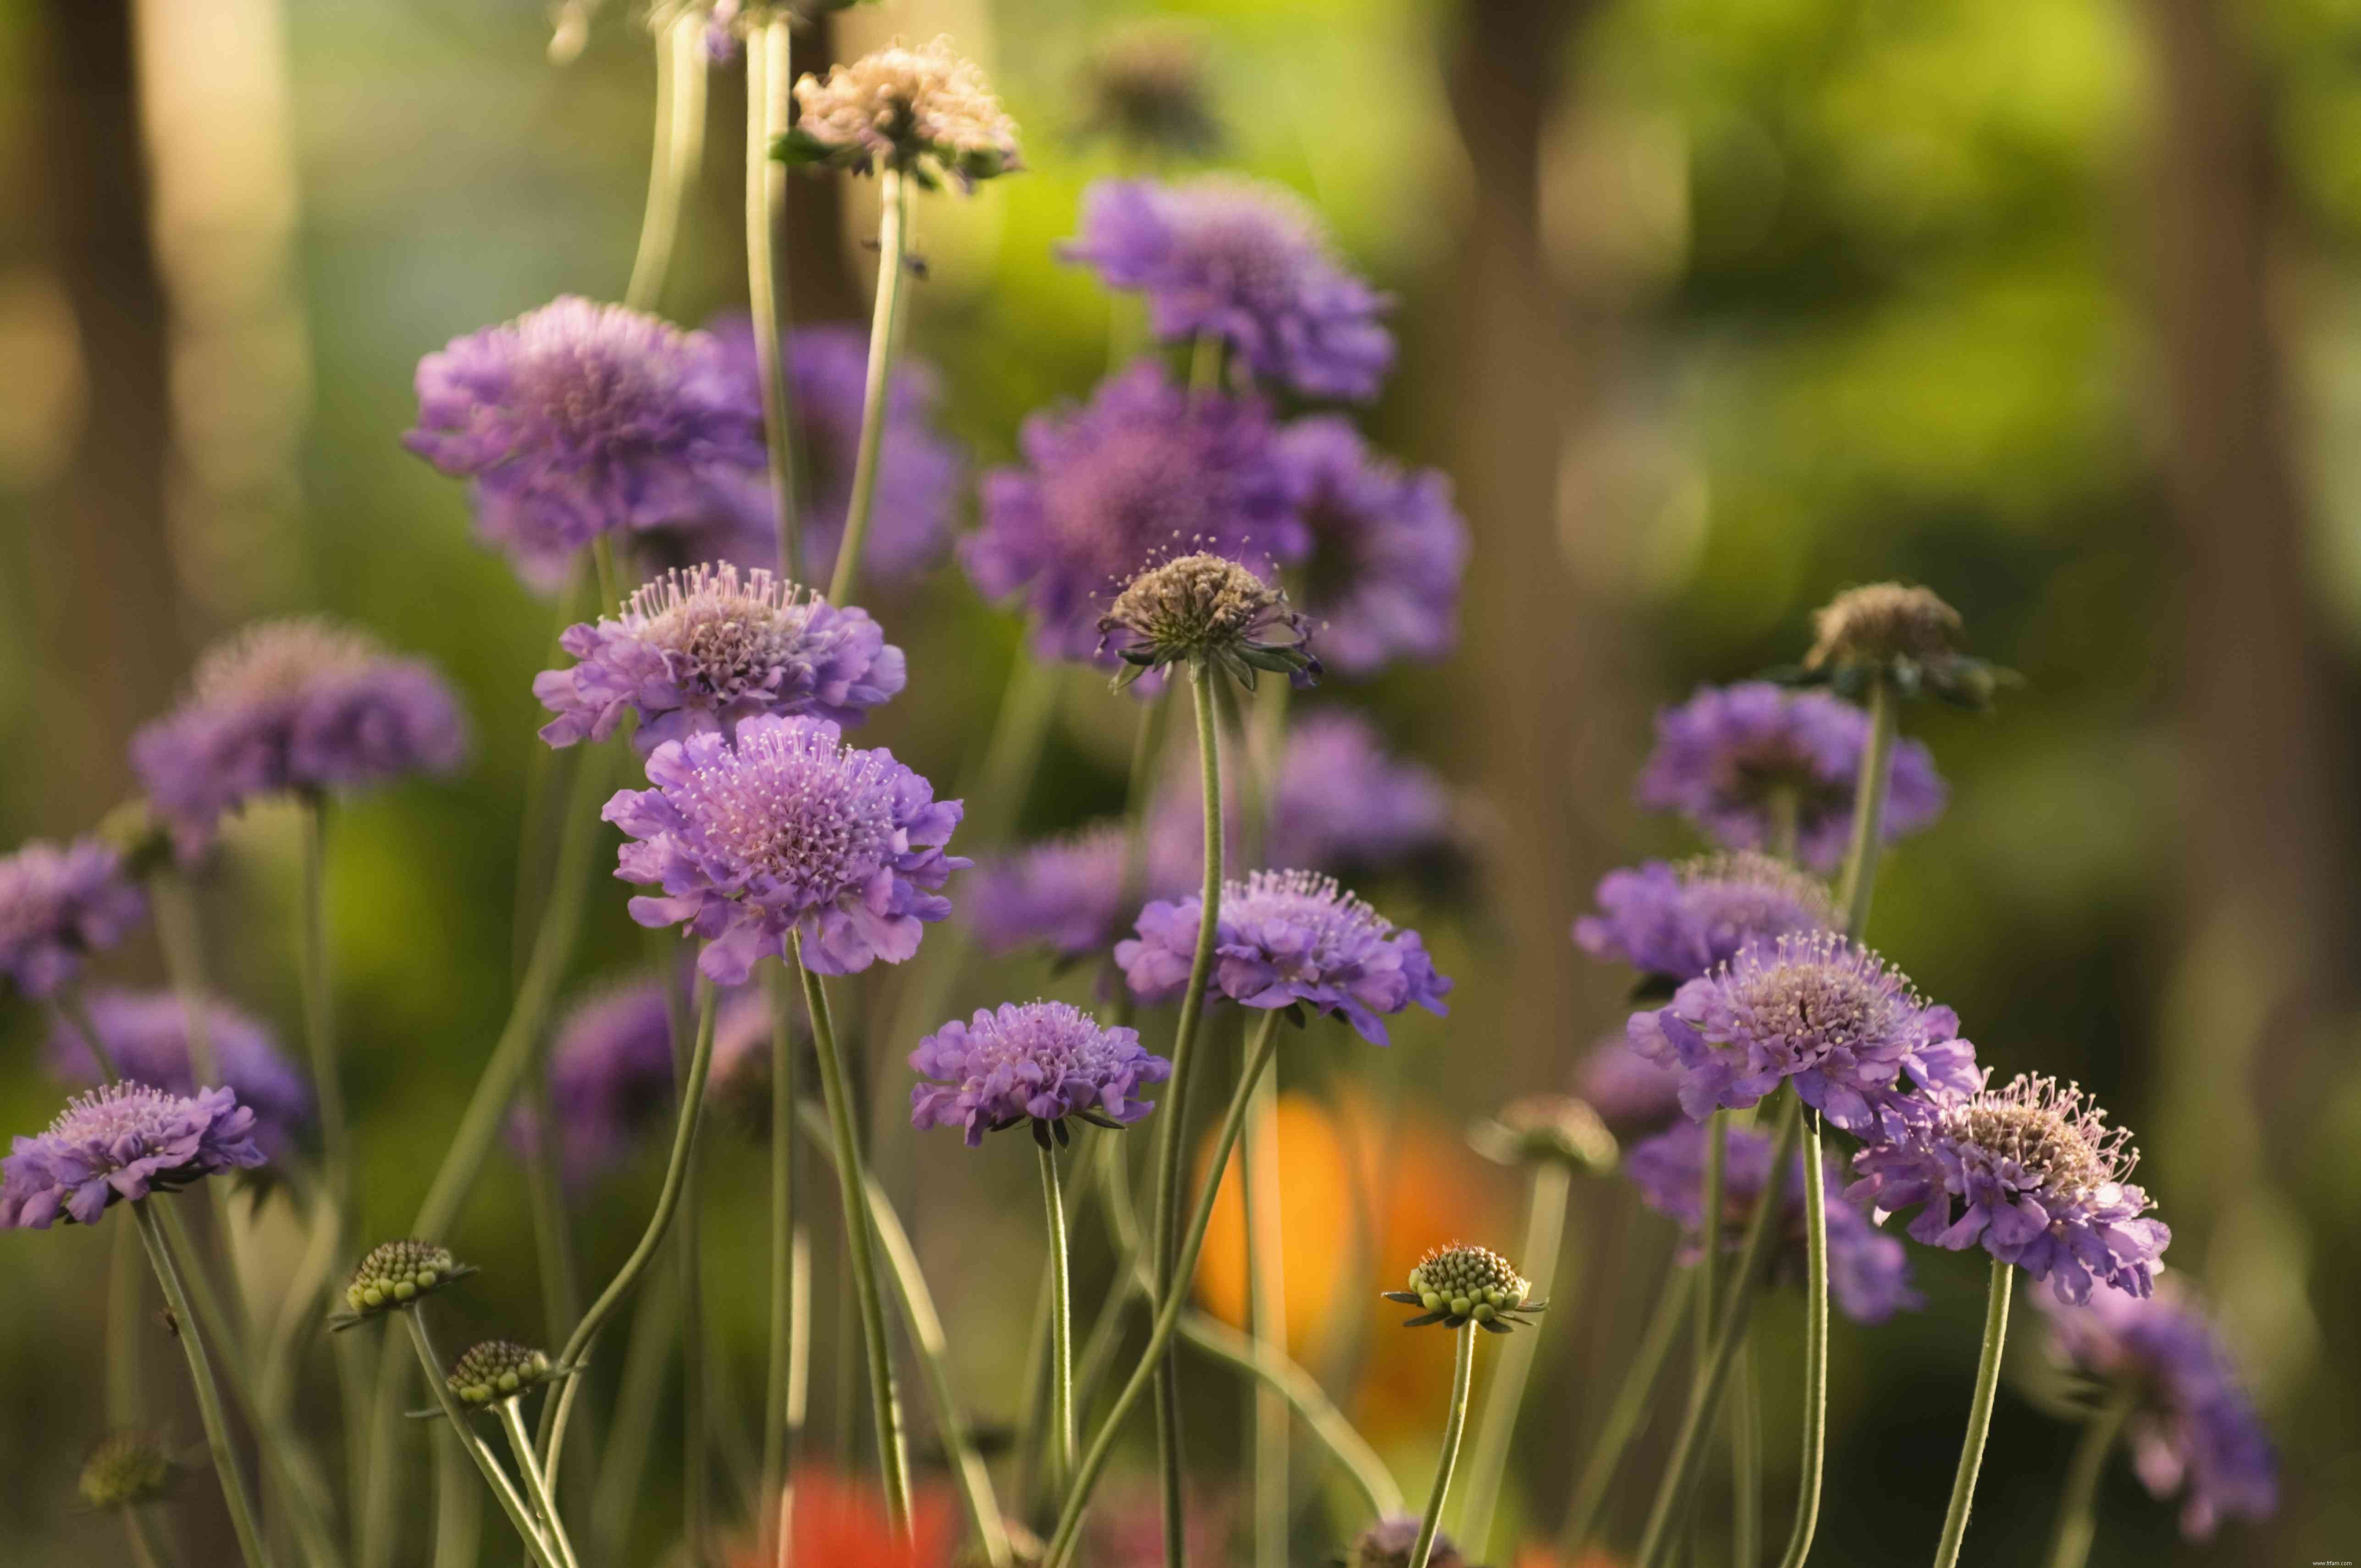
47 990 310 1158
533 564 905 754
510 981 679 1187
969 823 1199 963
964 363 1304 663
1275 418 1466 677
1115 869 1450 1045
131 619 469 852
1347 1515 1464 1568
1848 1072 2169 1304
909 1000 1172 1146
1575 851 1834 984
605 713 967 985
1626 1119 1921 1325
1628 931 1981 1134
0 837 146 1000
2036 1283 2276 1539
1636 682 1948 874
1 1082 265 1229
1574 1032 1686 1137
1064 177 1394 402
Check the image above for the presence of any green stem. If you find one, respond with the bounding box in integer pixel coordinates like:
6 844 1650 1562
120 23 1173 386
826 165 911 607
1459 1160 1572 1557
1557 1267 1692 1555
124 1505 174 1568
296 798 350 1238
623 9 707 313
662 957 712 1563
401 1313 559 1568
501 1402 585 1568
588 1263 681 1563
522 1064 582 1349
2043 1382 2136 1568
792 944 914 1526
1834 679 1898 940
1410 1327 1478 1568
746 14 805 583
1040 1140 1077 1486
108 1218 144 1425
761 962 805 1562
1734 1334 1762 1568
1931 1261 2014 1568
132 1202 273 1568
1243 1064 1288 1568
431 1427 480 1568
1774 1122 1830 1568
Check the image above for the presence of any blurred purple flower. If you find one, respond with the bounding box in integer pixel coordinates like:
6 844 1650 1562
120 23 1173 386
909 1000 1170 1146
1574 851 1833 983
1573 1032 1686 1137
1274 418 1465 677
0 837 146 1000
47 990 310 1157
509 981 679 1187
1347 1515 1464 1568
2 1083 265 1229
969 824 1197 963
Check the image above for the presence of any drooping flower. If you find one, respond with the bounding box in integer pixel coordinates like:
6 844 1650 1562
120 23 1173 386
1097 551 1318 691
0 836 146 999
908 1000 1171 1147
533 564 905 754
1117 869 1450 1045
2036 1283 2277 1540
131 619 469 852
446 1340 558 1408
1275 418 1466 677
964 363 1304 663
1626 1119 1921 1325
1848 1073 2169 1304
1574 852 1834 984
781 36 1022 190
1 1083 265 1229
1382 1241 1545 1333
1074 22 1223 158
1573 1032 1686 1137
510 981 680 1186
606 713 966 984
1635 681 1947 875
403 297 763 582
1064 176 1394 401
47 990 310 1156
1347 1515 1467 1568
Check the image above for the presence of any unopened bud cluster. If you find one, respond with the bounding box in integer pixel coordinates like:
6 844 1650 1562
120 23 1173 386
78 1430 174 1510
1386 1241 1547 1332
342 1239 468 1321
447 1340 555 1406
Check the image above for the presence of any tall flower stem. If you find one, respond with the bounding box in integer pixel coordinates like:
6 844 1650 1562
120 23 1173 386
1242 1064 1288 1568
624 8 708 314
1557 1266 1692 1555
1039 1139 1077 1485
1734 1335 1763 1568
1931 1260 2013 1568
1773 1128 1829 1568
761 963 808 1568
2043 1382 2136 1568
108 1217 145 1424
746 13 805 583
123 1504 175 1568
588 1265 682 1562
791 941 914 1525
1458 1158 1572 1557
521 1066 582 1348
1410 1326 1478 1568
401 1313 559 1568
659 956 712 1561
131 1201 274 1568
1834 679 1898 935
826 165 911 606
1686 1107 1728 1567
500 1402 586 1568
432 1429 480 1568
296 798 350 1236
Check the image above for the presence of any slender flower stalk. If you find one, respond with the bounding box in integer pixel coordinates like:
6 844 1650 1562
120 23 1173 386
1776 1128 1831 1568
1457 1156 1573 1556
1409 1326 1478 1568
1040 1140 1077 1485
2044 1382 2138 1568
1557 1266 1692 1555
1244 1064 1288 1568
661 957 712 1562
1834 680 1898 935
746 13 805 583
432 1431 480 1568
587 1267 681 1562
625 9 708 313
827 167 912 606
1734 1335 1763 1568
1932 1260 2015 1568
499 1403 584 1568
761 962 806 1568
401 1315 559 1568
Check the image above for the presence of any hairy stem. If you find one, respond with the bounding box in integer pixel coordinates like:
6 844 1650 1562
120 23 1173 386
1931 1261 2013 1568
1410 1327 1478 1568
826 165 911 606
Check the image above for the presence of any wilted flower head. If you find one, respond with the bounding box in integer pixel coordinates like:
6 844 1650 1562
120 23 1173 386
965 363 1304 663
1574 1033 1686 1136
1 1083 265 1229
1276 418 1467 677
1636 682 1947 875
1575 852 1834 984
79 1430 176 1511
1076 22 1222 157
1347 1515 1466 1568
1800 582 2003 706
0 836 145 999
908 1000 1171 1147
1383 1241 1545 1332
1849 1073 2168 1304
47 990 310 1157
339 1239 473 1324
1117 869 1450 1045
131 619 468 852
1065 176 1394 401
1628 931 1980 1133
511 980 680 1186
1468 1094 1619 1176
404 297 763 580
447 1340 557 1407
534 564 905 754
606 713 966 984
1098 551 1318 691
1627 1120 1920 1324
782 36 1021 190
2036 1284 2276 1540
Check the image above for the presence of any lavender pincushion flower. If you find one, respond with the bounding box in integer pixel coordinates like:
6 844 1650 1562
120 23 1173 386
1637 681 1947 874
909 1000 1171 1146
534 564 905 753
2036 1284 2277 1539
605 712 966 984
1275 418 1466 676
1849 1072 2169 1304
1627 1119 1920 1324
1628 931 1981 1134
0 837 146 999
1574 1033 1686 1136
47 990 310 1157
970 824 1196 962
1064 176 1394 402
1575 851 1833 983
131 619 469 851
963 363 1304 663
1116 869 1450 1045
1 1083 265 1228
509 981 680 1186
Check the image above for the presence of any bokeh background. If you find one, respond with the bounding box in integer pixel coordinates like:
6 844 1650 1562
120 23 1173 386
4 0 2359 1563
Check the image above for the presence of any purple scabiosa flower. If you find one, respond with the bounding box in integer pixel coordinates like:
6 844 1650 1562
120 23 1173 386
1627 1119 1921 1325
968 823 1197 963
1627 931 1981 1134
131 619 469 852
1267 709 1455 873
1274 418 1466 677
1116 869 1449 1045
533 563 905 754
1636 681 1947 875
2036 1283 2277 1539
1064 177 1393 402
908 1000 1171 1147
0 836 146 999
964 363 1305 663
510 981 679 1187
605 713 966 984
46 989 310 1157
1574 1032 1687 1137
1574 851 1834 984
783 36 1022 190
1848 1073 2169 1304
1346 1515 1465 1568
1 1082 265 1228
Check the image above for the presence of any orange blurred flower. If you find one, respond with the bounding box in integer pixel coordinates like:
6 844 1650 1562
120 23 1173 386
1515 1550 1627 1568
727 1468 959 1568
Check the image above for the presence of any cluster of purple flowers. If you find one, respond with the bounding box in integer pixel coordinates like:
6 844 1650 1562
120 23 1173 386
1574 851 1832 983
0 837 146 999
46 990 311 1157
